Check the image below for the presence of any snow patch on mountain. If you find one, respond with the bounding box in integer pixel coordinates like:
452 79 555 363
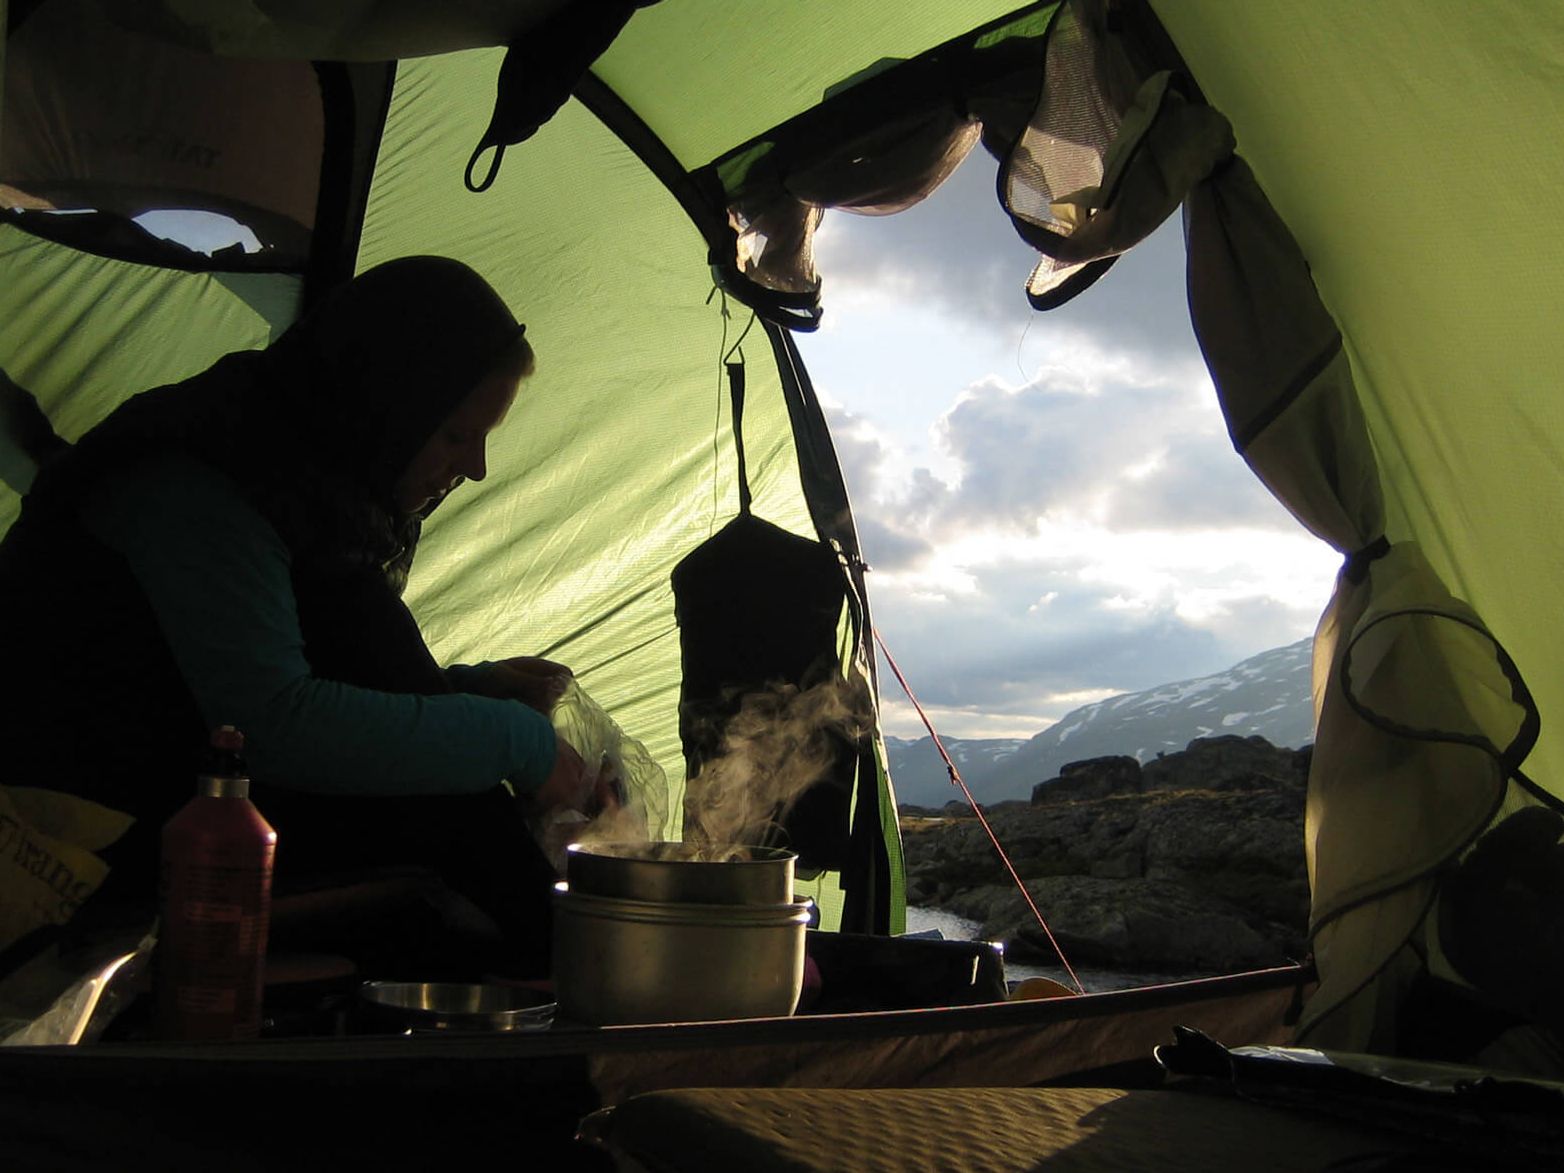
888 638 1315 806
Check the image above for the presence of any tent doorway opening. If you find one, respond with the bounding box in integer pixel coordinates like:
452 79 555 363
797 144 1338 987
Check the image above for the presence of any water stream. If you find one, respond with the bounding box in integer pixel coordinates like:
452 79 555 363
903 907 1206 993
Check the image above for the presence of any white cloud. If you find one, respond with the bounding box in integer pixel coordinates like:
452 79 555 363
812 147 1202 362
799 148 1340 740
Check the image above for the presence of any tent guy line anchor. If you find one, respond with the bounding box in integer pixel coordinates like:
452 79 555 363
874 628 1086 996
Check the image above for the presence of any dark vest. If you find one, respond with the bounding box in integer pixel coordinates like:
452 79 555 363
0 501 207 828
0 480 445 825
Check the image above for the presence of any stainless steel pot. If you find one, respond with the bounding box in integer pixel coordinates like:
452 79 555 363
551 882 813 1025
564 841 795 905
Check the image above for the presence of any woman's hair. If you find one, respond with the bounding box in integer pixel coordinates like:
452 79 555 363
29 256 528 591
491 330 537 382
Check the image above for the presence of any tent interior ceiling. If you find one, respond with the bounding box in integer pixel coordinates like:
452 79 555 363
2 0 324 263
31 0 577 61
592 0 1028 169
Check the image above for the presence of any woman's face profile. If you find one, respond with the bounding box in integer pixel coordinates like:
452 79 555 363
393 366 522 514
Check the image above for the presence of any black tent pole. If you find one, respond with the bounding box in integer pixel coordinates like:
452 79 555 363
576 72 893 934
303 61 397 311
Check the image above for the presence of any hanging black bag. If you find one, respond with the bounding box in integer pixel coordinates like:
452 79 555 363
670 360 861 871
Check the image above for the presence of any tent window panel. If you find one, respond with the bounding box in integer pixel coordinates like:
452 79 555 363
1 0 323 268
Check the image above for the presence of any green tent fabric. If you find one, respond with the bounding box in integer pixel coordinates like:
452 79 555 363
0 229 299 513
1184 153 1545 1051
988 4 1549 1051
4 0 1564 1053
0 3 942 935
1154 0 1564 797
1159 0 1564 1051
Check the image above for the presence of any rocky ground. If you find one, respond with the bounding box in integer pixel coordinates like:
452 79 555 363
899 735 1312 976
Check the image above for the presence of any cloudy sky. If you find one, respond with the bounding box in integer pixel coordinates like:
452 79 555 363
794 149 1341 741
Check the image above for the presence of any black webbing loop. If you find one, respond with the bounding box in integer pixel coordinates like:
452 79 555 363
726 359 751 515
1344 535 1390 585
465 143 507 194
462 1 651 195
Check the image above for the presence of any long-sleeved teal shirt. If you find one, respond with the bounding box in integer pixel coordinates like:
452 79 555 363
80 453 557 796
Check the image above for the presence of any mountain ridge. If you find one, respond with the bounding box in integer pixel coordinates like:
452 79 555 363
886 638 1314 807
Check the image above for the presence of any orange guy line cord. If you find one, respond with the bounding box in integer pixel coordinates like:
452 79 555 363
875 628 1086 996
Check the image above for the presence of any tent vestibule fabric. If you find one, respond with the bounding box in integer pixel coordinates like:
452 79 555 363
1167 15 1562 1053
1151 0 1564 798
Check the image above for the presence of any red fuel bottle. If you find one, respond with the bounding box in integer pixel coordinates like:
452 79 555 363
156 725 277 1040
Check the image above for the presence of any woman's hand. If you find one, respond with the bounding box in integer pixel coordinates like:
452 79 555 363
526 739 622 816
463 656 572 713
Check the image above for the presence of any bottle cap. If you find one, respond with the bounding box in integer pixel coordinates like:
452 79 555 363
211 725 245 752
198 775 251 799
199 725 250 798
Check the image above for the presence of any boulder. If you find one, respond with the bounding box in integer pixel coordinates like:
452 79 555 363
1032 755 1143 804
900 735 1310 975
945 876 1293 971
1140 735 1308 793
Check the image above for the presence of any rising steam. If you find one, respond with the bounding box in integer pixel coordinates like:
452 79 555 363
681 677 864 860
540 676 865 870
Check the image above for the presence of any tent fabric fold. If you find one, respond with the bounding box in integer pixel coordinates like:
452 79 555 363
1185 152 1543 1052
696 0 1237 326
693 2 1060 328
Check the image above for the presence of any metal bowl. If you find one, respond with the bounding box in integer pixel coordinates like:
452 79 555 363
564 841 796 905
552 883 813 1025
357 981 555 1033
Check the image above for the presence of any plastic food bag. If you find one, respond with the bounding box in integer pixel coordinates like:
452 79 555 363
530 679 668 871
